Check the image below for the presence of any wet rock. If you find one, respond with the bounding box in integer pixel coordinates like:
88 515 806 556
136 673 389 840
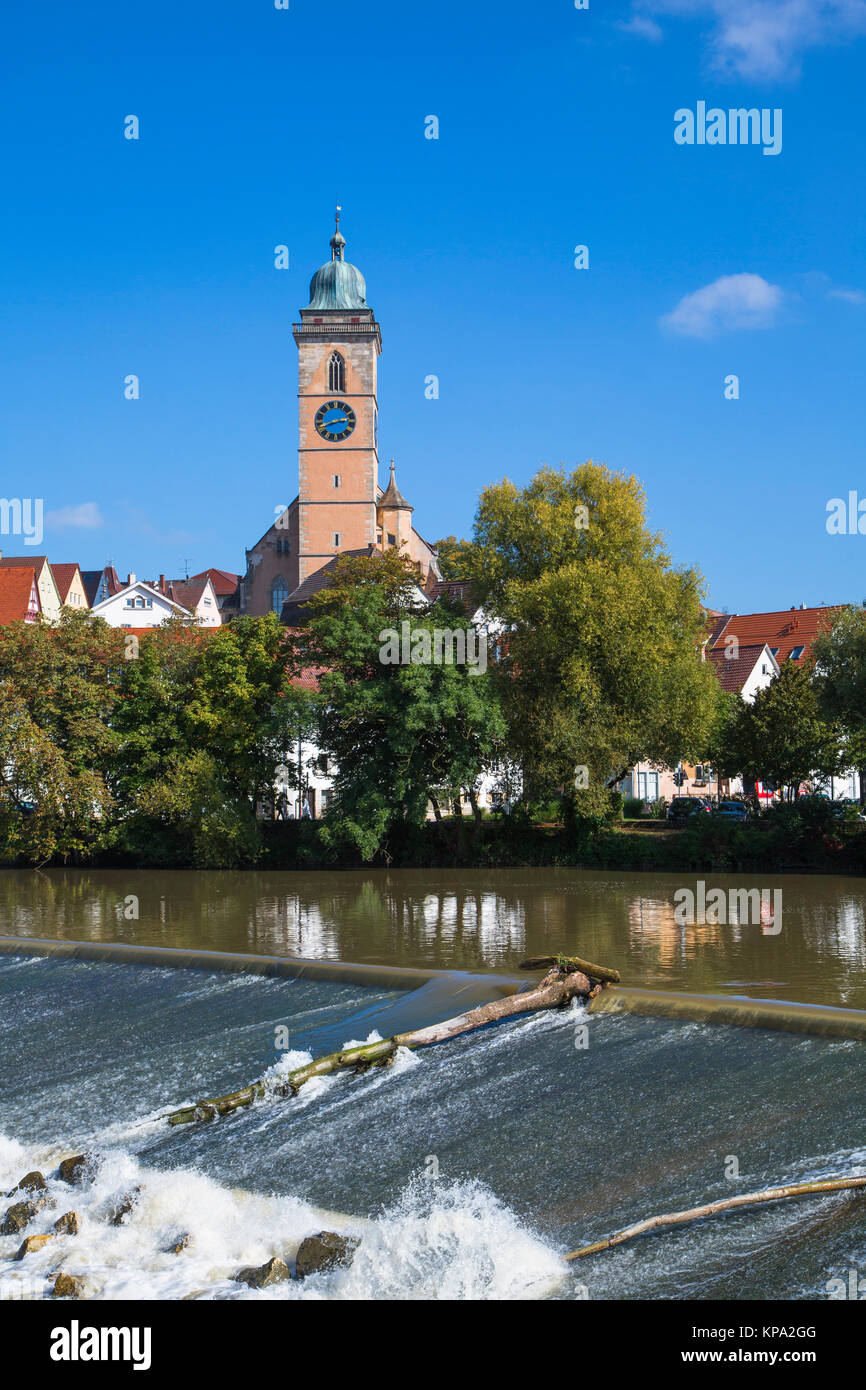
58 1154 93 1186
295 1231 359 1279
51 1272 86 1299
6 1170 47 1198
53 1211 80 1236
1 1201 39 1235
15 1232 54 1260
235 1255 292 1289
164 1233 190 1254
108 1188 141 1226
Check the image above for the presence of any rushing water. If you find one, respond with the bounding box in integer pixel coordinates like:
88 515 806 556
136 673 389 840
1 954 865 1301
1 866 865 1007
2 868 865 1300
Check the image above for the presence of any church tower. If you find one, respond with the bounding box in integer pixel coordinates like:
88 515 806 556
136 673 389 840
292 212 382 585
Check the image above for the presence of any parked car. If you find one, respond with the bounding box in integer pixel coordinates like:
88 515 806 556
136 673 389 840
666 796 711 822
713 800 751 821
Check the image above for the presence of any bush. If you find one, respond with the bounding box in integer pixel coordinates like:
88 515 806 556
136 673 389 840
624 797 644 819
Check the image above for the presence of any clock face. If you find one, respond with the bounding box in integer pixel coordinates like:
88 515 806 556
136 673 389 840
315 400 356 442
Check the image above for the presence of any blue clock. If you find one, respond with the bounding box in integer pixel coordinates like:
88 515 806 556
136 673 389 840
315 400 356 442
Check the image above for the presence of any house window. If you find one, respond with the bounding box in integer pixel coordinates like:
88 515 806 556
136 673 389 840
387 532 396 546
637 771 659 801
333 475 341 488
789 645 805 660
271 577 289 614
327 351 346 392
333 532 341 547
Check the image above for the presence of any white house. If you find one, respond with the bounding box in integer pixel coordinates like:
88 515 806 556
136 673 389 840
90 576 192 628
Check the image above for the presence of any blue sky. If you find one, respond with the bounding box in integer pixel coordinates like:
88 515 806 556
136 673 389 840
1 0 865 611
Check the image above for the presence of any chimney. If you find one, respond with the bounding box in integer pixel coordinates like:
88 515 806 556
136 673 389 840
127 573 136 586
159 574 166 593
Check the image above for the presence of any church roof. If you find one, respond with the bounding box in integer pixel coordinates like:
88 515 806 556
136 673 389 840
378 461 413 512
306 215 368 311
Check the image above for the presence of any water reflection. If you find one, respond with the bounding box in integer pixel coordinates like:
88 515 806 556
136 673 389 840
1 867 865 1009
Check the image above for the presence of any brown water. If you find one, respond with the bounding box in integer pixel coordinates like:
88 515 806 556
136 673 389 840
1 866 865 1009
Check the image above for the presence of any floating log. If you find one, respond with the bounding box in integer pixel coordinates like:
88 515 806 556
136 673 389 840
166 963 595 1127
564 1175 866 1260
520 954 621 985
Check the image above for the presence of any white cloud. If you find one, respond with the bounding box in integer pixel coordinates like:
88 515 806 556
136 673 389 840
622 0 866 80
828 287 866 305
45 502 104 529
660 273 785 337
618 14 664 41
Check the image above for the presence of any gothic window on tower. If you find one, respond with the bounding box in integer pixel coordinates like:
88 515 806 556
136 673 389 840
333 533 341 548
271 577 288 614
328 351 346 392
333 474 341 488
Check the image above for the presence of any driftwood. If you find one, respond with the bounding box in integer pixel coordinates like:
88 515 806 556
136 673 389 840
166 963 601 1127
520 954 621 985
564 1175 866 1260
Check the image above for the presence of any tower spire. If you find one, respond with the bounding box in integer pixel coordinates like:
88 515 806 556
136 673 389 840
331 203 345 260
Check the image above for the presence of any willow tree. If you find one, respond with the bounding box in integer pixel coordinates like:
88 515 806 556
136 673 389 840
468 462 721 806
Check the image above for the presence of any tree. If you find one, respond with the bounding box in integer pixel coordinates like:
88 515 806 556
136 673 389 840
727 660 841 800
813 606 866 804
469 462 721 804
300 550 506 859
432 535 482 583
0 611 124 863
114 614 310 865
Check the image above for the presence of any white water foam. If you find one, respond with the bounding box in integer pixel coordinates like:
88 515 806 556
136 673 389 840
0 1134 565 1301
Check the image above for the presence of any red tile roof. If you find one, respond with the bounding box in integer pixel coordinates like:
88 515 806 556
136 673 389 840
189 568 240 597
0 568 40 625
50 564 83 604
706 643 776 694
707 606 842 666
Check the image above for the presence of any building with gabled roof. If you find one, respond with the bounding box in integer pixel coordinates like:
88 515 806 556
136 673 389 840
706 605 842 668
0 555 62 621
705 642 779 701
90 578 192 628
0 567 40 625
80 566 122 608
50 563 89 610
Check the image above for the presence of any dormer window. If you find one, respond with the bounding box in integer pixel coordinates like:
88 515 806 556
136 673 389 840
789 645 805 660
328 351 346 392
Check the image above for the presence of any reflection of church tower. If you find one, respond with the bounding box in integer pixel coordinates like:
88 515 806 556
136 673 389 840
292 212 382 586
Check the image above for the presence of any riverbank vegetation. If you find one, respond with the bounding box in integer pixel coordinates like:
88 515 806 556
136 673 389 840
1 462 865 873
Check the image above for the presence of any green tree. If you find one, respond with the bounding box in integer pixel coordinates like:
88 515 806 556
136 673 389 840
433 535 482 583
0 611 124 863
813 605 866 804
728 659 841 800
469 462 720 803
301 550 506 859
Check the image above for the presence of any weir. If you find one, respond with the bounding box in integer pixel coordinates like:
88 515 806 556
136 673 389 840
3 934 866 1042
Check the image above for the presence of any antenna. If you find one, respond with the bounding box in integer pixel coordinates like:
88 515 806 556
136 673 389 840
181 558 191 580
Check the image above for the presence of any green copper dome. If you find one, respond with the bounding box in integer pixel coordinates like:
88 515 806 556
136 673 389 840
306 220 368 311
